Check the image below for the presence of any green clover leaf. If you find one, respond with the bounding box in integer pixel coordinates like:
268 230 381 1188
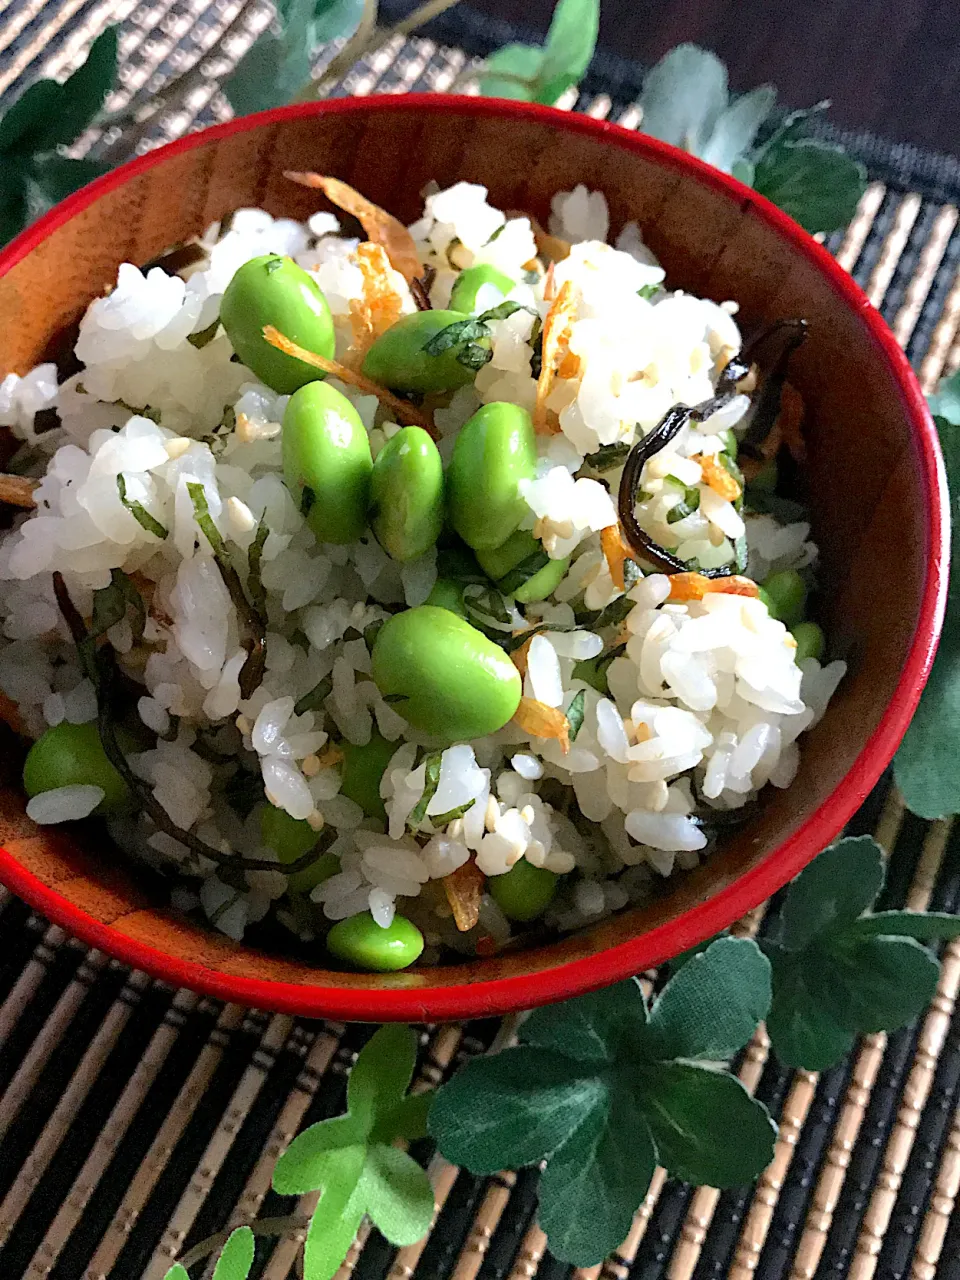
536 0 601 104
224 0 365 116
479 45 546 102
643 933 772 1062
430 941 776 1267
751 136 867 233
638 1063 777 1187
536 1080 655 1264
0 26 116 246
163 1225 255 1280
699 85 778 173
272 1025 435 1280
895 368 960 818
479 0 599 105
212 1227 256 1280
761 836 960 1069
637 45 776 177
637 45 862 231
776 835 885 950
638 45 731 157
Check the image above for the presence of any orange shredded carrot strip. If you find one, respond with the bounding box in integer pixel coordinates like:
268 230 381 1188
693 453 742 502
514 696 571 754
666 573 709 602
0 474 37 509
444 859 486 932
557 349 581 380
542 262 557 303
285 172 422 284
261 326 437 435
667 572 760 602
534 280 580 434
710 576 761 598
347 242 405 364
511 636 534 679
600 523 634 593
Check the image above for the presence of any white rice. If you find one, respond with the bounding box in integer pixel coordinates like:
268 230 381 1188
0 181 845 956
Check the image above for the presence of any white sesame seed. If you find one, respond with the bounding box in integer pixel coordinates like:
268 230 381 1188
484 794 501 831
226 496 256 534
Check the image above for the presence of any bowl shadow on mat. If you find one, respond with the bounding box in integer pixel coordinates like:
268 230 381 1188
0 96 946 1022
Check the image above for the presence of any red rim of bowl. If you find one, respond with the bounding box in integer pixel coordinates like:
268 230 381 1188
0 95 948 1021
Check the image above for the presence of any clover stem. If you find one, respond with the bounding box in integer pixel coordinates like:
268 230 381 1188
293 0 467 102
177 1214 312 1270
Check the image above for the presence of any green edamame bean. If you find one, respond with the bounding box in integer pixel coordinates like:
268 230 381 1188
22 721 131 814
220 255 335 394
758 586 774 615
489 859 558 922
449 264 515 314
282 381 372 543
339 733 400 822
372 606 522 741
761 569 807 627
260 804 339 894
446 403 537 551
362 311 481 395
719 428 738 459
370 426 444 562
326 911 424 971
425 578 468 618
515 556 570 604
791 620 825 664
476 529 570 604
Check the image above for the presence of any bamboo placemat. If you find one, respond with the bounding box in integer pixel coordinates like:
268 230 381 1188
2 5 960 1278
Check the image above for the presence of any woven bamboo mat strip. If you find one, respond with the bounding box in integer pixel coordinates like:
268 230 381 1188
1 7 960 1280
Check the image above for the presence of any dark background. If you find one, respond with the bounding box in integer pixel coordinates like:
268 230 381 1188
416 0 960 155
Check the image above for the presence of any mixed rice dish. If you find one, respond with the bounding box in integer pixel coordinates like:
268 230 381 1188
0 176 847 971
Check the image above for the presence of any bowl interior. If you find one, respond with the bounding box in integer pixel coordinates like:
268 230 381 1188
0 98 940 1020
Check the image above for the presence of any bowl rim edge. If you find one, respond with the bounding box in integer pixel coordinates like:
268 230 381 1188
0 93 948 1021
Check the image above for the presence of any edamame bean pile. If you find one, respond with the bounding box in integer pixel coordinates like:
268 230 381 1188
0 180 846 971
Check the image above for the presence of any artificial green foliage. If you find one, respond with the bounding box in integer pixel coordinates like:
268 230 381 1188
480 0 600 105
0 26 116 242
638 44 771 169
895 367 960 818
271 1025 435 1280
752 137 866 234
636 44 866 233
163 1225 255 1280
0 3 869 250
760 837 960 1069
212 1227 256 1280
224 0 365 115
429 940 777 1266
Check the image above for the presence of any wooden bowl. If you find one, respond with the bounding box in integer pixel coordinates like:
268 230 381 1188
0 97 946 1021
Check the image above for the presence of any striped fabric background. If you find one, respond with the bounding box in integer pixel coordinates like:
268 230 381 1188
1 4 960 1277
